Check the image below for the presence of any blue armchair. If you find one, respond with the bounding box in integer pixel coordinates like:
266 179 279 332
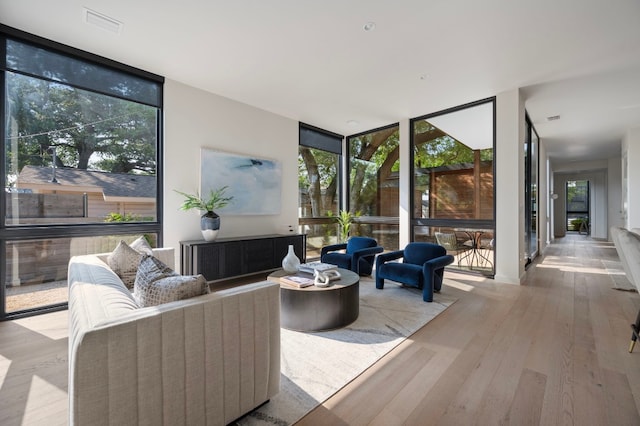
375 242 454 302
321 236 384 276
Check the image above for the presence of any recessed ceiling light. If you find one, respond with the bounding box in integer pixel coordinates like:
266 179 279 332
363 22 376 32
84 8 122 34
419 74 429 80
547 115 561 121
347 120 359 126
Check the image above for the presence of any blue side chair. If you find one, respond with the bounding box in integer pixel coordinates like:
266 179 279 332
321 236 384 276
375 242 454 302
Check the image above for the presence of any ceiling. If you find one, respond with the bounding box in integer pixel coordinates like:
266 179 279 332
2 0 640 165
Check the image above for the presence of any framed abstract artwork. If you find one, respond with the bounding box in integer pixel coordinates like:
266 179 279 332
200 148 282 215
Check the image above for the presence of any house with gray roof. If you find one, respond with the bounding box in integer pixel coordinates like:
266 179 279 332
14 165 157 221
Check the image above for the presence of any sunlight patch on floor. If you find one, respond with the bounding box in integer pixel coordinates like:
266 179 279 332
12 310 68 341
444 279 475 292
0 356 10 384
22 375 67 425
536 264 616 275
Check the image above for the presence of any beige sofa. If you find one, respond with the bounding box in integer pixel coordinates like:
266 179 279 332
610 227 640 352
68 248 280 425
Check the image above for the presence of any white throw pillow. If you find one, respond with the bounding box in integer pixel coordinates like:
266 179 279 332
134 255 209 307
130 236 154 256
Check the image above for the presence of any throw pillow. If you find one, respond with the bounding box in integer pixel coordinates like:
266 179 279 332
134 255 209 307
130 236 154 256
107 240 145 289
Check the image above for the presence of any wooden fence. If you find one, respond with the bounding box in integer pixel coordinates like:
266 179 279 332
4 193 152 287
5 192 86 219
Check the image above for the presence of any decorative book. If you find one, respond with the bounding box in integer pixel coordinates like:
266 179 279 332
298 261 338 274
280 275 314 288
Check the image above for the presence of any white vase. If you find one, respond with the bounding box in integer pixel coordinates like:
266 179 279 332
282 244 301 273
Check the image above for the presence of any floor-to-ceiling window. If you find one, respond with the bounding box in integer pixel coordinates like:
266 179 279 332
347 124 400 251
410 98 495 276
1 26 163 319
298 123 343 259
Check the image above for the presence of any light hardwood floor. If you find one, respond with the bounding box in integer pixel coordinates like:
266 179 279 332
1 234 639 425
299 234 640 425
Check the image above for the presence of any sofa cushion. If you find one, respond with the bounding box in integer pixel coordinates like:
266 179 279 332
107 238 157 289
130 236 153 256
134 255 209 307
378 262 423 288
108 240 147 289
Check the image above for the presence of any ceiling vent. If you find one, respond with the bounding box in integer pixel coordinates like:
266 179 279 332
84 8 122 34
547 115 561 121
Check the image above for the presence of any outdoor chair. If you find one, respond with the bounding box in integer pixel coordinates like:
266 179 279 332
478 236 495 267
435 231 472 266
375 242 454 302
320 236 383 276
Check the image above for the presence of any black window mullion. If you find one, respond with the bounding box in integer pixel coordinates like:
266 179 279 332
299 122 343 154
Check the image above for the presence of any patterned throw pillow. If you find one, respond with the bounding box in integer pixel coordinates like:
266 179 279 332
130 236 154 256
107 240 145 289
134 255 209 307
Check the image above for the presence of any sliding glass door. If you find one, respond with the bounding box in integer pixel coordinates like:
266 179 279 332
524 115 539 266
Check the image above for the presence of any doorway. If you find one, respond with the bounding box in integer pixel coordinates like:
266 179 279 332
566 180 589 234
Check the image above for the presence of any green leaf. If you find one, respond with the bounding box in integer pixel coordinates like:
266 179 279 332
174 186 233 212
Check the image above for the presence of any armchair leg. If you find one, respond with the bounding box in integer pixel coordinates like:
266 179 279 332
422 284 433 302
630 308 640 353
375 276 384 289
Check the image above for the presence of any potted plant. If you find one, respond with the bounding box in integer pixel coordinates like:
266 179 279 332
175 186 233 241
335 210 360 242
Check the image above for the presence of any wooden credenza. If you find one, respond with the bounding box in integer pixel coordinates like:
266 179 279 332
180 234 306 281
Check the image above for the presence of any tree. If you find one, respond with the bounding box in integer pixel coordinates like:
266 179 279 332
298 146 339 217
5 72 157 182
348 127 398 214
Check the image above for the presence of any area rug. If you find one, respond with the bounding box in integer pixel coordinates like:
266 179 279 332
602 259 637 292
236 277 457 425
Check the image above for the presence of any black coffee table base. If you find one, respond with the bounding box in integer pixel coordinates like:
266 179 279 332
270 268 359 332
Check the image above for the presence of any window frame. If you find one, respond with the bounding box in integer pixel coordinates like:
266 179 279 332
345 122 401 251
409 97 496 276
409 97 496 232
0 24 164 320
298 122 344 259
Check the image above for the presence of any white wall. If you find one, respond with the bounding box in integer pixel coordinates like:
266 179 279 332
548 159 556 244
538 140 549 252
163 79 299 264
608 156 623 237
495 89 525 284
398 119 411 249
623 127 640 229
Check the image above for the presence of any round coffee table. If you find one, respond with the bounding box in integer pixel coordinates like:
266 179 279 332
268 268 359 332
